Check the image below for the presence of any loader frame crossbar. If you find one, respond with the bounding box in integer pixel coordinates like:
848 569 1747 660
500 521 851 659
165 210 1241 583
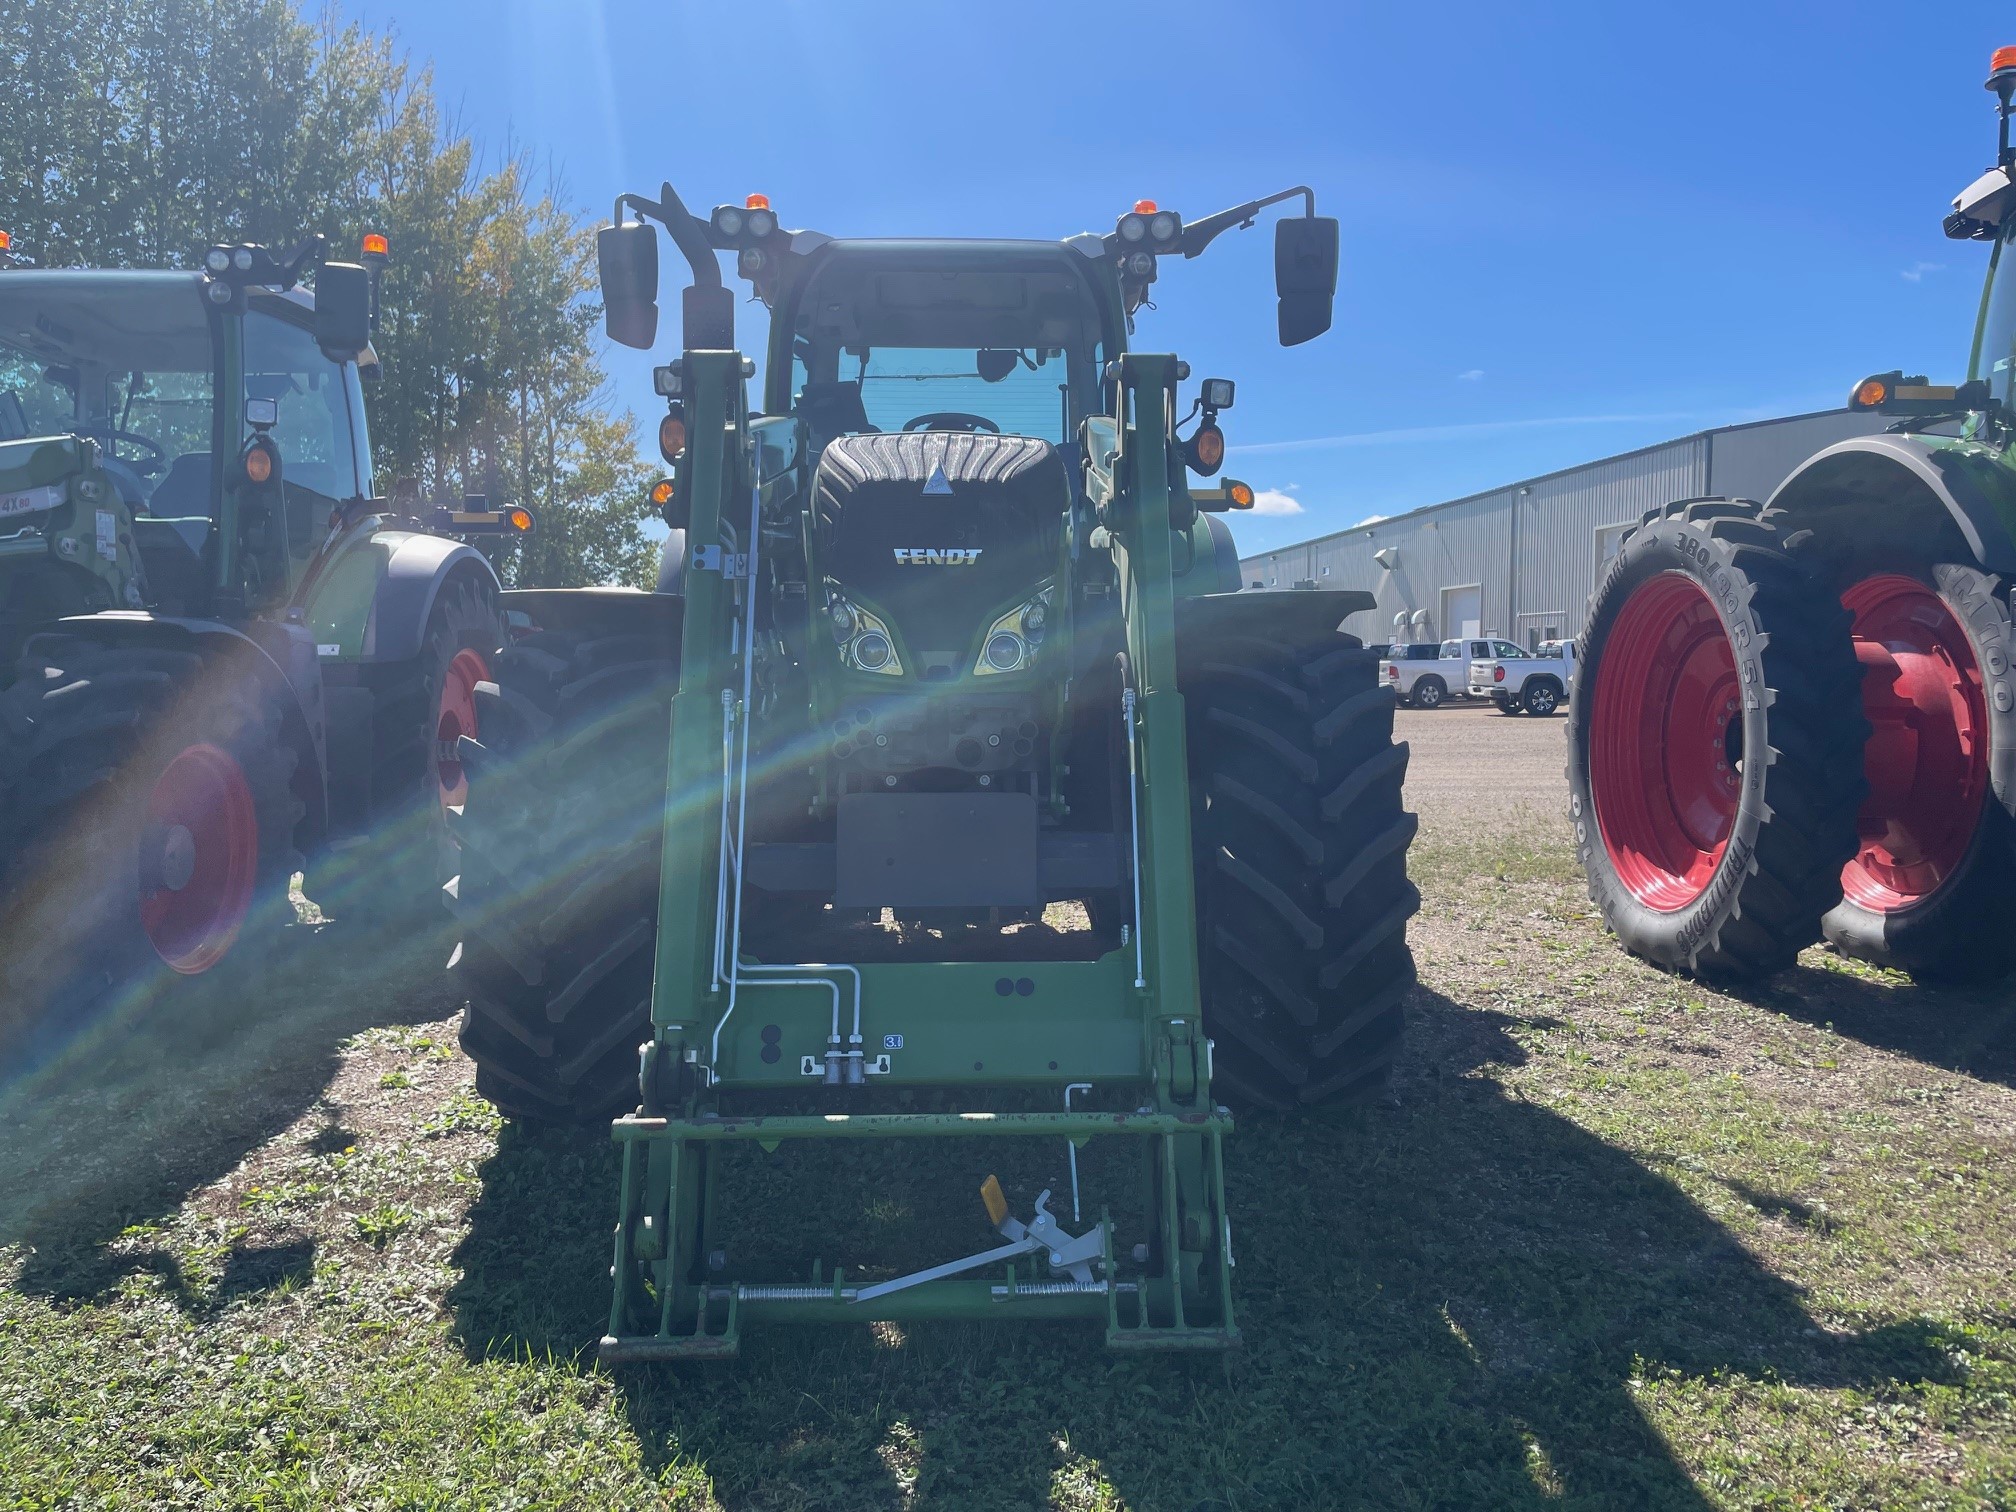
600 346 1237 1360
601 1111 1237 1359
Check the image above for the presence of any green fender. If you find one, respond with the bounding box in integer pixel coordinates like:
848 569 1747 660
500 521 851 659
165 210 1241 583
1766 432 2016 576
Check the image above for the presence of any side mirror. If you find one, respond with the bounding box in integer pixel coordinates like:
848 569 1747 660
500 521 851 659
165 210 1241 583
1274 216 1339 347
313 262 372 360
597 222 660 349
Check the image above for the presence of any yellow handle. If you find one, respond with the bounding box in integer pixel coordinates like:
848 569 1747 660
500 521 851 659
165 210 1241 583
980 1174 1008 1227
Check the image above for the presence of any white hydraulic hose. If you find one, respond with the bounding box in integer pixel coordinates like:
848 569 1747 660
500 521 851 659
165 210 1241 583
1122 685 1146 990
708 479 865 1081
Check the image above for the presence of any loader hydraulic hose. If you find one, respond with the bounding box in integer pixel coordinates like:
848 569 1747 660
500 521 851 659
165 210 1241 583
706 477 862 1083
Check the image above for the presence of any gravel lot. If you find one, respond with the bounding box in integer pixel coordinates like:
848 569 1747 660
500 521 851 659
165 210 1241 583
1397 700 1569 837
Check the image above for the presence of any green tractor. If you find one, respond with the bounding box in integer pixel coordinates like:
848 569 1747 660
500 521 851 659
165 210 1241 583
1567 45 2016 983
446 183 1418 1356
0 233 517 1030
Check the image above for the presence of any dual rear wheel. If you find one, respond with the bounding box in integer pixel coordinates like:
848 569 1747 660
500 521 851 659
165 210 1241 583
1569 498 2015 982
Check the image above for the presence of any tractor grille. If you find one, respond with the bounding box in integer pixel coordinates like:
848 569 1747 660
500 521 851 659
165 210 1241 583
814 432 1066 660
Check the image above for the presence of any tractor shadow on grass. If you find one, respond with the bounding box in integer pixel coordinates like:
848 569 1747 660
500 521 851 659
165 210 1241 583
1728 957 2016 1087
0 902 458 1306
445 985 1964 1512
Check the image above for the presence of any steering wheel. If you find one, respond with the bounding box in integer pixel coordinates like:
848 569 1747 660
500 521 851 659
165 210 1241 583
901 412 1000 434
78 422 167 477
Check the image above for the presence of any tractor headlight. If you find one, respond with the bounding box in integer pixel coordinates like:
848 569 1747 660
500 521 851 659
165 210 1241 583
1148 210 1180 245
744 207 778 239
711 204 746 239
1117 212 1148 243
1126 251 1156 279
834 598 902 676
976 588 1050 676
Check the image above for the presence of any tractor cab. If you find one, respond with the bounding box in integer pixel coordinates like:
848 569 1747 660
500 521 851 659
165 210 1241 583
0 242 377 663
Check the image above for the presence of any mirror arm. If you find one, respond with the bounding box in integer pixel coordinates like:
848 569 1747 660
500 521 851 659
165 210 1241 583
616 182 723 289
1179 186 1316 259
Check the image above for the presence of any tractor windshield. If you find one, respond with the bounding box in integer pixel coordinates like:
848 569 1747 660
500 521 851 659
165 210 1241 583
830 346 1073 440
1975 219 2016 407
779 242 1113 448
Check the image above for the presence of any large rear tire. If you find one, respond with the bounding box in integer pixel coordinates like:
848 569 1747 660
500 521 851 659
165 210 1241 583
1818 558 2016 981
1567 499 1867 980
449 627 676 1123
1185 632 1418 1109
0 634 301 1039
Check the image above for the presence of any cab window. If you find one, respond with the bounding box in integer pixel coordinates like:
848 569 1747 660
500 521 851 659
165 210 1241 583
1492 640 1528 658
245 309 363 514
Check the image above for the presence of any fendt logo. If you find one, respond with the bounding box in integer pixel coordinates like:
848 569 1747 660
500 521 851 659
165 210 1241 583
892 548 983 566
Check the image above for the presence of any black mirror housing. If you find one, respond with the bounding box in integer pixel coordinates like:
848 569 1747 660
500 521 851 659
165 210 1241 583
975 348 1019 383
598 222 660 349
313 262 372 360
1274 217 1339 347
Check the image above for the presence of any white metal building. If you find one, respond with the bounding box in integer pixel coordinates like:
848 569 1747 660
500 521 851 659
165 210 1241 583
1240 409 1888 648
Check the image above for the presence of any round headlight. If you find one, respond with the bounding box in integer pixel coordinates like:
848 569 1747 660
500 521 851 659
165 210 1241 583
829 600 857 640
1117 213 1147 243
745 207 777 239
205 281 233 304
1021 599 1047 635
231 247 254 271
853 630 892 671
1126 251 1155 279
712 205 746 239
984 631 1025 671
738 246 768 278
204 248 231 273
1149 211 1178 243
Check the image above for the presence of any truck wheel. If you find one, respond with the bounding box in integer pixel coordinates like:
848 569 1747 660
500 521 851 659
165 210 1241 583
449 627 676 1123
1411 674 1445 710
1567 499 1867 979
1521 679 1561 717
1493 692 1519 715
1819 561 2016 981
0 636 301 1033
1187 634 1418 1109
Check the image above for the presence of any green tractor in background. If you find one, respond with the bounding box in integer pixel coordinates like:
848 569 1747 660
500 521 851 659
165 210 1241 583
1567 45 2016 984
0 233 521 1036
447 181 1418 1356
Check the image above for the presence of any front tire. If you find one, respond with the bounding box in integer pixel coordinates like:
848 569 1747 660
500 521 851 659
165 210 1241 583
450 627 676 1123
1186 633 1418 1109
1411 675 1445 710
1567 499 1867 980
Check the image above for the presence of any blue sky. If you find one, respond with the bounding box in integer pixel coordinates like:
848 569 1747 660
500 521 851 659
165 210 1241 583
370 0 2011 554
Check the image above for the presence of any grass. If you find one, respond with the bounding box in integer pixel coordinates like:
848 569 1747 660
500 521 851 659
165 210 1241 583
3 807 2016 1508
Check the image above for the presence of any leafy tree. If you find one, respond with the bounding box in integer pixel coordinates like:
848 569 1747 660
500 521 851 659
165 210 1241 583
0 0 654 587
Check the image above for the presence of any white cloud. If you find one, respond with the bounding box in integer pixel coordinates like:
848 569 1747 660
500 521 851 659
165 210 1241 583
1456 369 1485 382
1351 513 1389 527
1901 261 1945 283
1248 489 1305 516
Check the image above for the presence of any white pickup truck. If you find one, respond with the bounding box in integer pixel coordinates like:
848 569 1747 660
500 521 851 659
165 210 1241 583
1382 637 1527 709
1469 639 1576 716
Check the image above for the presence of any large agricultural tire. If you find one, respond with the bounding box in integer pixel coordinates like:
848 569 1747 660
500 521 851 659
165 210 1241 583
449 627 676 1123
0 634 301 1041
311 577 504 923
1816 557 2016 982
1185 633 1419 1110
1567 499 1868 980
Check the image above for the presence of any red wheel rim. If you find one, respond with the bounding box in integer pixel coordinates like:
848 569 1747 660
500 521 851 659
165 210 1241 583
1590 573 1744 911
435 648 488 811
1840 574 1988 911
138 743 259 974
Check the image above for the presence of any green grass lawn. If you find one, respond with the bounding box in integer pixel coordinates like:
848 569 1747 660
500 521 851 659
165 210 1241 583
4 817 2016 1509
